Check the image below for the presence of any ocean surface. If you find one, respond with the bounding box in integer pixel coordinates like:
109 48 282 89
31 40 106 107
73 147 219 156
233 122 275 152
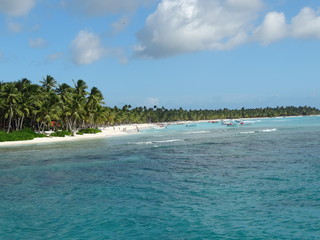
1 116 320 240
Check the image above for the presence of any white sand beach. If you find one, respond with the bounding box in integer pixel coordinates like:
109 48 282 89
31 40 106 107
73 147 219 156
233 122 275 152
0 123 159 147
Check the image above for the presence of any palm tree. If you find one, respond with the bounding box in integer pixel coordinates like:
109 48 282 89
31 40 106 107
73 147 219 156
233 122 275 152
92 105 108 128
36 92 60 132
14 79 33 130
40 75 57 92
73 79 88 97
56 83 74 130
85 87 105 126
0 81 5 129
0 83 22 132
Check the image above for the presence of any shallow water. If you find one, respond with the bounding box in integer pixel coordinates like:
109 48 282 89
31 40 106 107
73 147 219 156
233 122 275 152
1 117 320 239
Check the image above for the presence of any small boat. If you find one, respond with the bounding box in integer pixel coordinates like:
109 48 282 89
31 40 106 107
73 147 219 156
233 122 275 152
241 121 255 125
221 120 233 125
221 120 239 127
235 120 255 125
226 122 239 127
208 120 219 123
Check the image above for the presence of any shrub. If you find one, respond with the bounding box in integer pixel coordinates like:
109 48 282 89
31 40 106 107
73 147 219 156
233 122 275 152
78 128 102 134
0 131 7 142
35 133 47 138
11 131 35 141
50 131 72 137
0 129 35 142
20 128 36 135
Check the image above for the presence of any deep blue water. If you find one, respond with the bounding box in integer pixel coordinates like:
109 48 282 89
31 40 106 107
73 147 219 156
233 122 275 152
1 116 320 239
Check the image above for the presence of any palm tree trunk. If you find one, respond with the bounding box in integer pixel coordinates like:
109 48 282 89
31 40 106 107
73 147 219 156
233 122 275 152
42 122 46 133
15 118 20 131
7 114 13 133
67 121 72 132
73 119 77 131
7 106 13 133
20 116 24 130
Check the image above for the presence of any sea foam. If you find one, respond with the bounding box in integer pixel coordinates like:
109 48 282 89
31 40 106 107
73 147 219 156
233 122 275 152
261 128 277 132
135 139 182 145
240 131 255 134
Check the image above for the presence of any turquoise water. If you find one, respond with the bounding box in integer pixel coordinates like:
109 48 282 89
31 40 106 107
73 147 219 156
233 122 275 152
1 116 320 239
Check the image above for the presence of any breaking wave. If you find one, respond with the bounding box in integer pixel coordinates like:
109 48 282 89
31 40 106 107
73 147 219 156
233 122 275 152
261 128 277 132
185 131 210 134
240 131 255 134
135 139 182 145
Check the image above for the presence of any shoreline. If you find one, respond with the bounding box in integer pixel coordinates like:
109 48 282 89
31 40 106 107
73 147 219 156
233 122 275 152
1 115 318 147
0 123 157 147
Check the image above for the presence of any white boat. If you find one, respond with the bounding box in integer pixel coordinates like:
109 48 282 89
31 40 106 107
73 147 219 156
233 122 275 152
221 120 232 125
221 120 239 127
235 120 255 125
226 122 239 127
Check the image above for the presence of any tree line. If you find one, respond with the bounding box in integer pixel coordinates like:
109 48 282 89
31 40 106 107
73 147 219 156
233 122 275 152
106 105 320 124
1 76 320 133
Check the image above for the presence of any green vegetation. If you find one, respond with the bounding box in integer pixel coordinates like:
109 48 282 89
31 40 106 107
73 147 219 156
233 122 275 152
50 131 72 137
1 75 320 142
78 128 102 134
105 105 320 124
0 128 45 142
0 76 106 134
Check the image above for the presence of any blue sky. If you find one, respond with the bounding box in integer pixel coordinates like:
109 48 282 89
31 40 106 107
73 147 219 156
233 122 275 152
1 0 320 109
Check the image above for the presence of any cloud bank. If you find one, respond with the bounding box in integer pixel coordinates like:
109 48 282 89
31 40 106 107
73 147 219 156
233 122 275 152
0 0 36 17
254 11 287 45
255 7 320 44
135 0 264 58
290 7 320 39
135 0 320 58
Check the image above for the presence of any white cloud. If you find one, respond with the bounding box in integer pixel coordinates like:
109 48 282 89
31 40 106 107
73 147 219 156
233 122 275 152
291 7 320 39
254 12 287 45
0 0 36 17
29 38 47 48
66 0 156 16
254 7 320 45
135 0 320 58
226 0 263 11
135 0 264 58
71 30 106 65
